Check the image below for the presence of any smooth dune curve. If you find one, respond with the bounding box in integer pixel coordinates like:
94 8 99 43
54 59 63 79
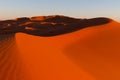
64 21 120 80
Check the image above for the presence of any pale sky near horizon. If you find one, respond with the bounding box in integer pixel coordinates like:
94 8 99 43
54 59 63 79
0 0 120 21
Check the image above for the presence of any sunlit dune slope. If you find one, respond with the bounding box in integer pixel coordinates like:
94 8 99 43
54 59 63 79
64 21 120 80
15 20 120 80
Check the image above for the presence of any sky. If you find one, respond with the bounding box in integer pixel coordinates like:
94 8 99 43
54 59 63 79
0 0 120 21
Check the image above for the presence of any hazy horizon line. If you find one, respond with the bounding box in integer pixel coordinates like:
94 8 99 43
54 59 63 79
0 15 119 22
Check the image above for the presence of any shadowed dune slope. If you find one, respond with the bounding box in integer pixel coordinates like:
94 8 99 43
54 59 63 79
0 34 30 80
0 15 112 36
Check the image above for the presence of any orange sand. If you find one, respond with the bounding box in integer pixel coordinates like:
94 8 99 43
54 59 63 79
14 21 120 80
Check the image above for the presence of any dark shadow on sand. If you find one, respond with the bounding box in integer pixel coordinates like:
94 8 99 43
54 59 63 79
0 15 112 36
0 34 29 80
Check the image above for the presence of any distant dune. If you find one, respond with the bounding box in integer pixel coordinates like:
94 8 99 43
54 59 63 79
0 15 120 80
0 15 112 36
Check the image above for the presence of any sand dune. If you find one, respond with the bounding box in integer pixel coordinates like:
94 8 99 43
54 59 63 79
0 15 120 80
15 20 120 80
